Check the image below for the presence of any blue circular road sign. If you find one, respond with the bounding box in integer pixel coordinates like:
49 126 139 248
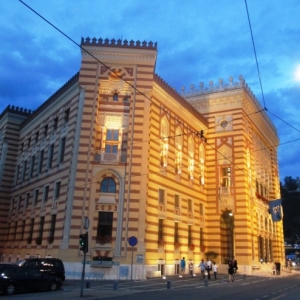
128 236 138 247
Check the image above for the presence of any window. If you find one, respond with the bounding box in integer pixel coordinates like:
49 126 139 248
28 218 34 243
30 155 35 178
100 177 116 193
17 195 21 210
159 189 165 204
221 167 231 187
199 227 203 246
53 117 58 131
54 181 61 200
33 189 39 206
38 217 45 240
25 193 30 209
44 124 48 137
21 143 24 152
16 165 20 184
158 219 164 241
28 137 31 148
174 194 180 208
21 220 25 241
48 144 54 169
22 160 27 181
35 131 39 143
59 137 66 163
49 214 56 243
160 117 169 167
175 127 183 174
105 129 119 153
188 199 193 212
38 150 44 173
97 212 113 239
188 225 192 246
64 108 70 123
113 93 118 101
43 186 49 203
13 222 17 241
199 203 204 216
174 222 179 244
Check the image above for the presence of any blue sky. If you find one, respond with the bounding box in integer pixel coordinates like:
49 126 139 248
1 0 300 182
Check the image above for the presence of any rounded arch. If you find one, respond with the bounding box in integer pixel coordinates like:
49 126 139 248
220 210 235 264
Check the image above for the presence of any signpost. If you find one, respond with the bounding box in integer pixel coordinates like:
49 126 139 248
80 217 89 298
128 236 137 290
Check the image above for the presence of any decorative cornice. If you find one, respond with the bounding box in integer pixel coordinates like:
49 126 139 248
154 74 208 128
81 37 157 50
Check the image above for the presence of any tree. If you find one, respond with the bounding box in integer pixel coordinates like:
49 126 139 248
283 176 298 191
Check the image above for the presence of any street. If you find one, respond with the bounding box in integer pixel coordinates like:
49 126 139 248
1 272 300 300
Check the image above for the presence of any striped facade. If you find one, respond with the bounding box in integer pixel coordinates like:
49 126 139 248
0 38 284 279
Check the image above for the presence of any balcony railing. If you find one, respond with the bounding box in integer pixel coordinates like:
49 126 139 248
94 152 127 164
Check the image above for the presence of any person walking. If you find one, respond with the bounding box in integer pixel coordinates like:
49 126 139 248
228 260 234 282
232 256 238 279
180 257 186 277
189 261 194 277
212 261 218 280
198 259 206 279
206 258 212 279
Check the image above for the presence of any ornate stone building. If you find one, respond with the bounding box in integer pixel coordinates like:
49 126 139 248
0 38 284 279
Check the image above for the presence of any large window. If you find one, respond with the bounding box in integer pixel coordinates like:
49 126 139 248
48 144 54 169
59 137 66 163
158 219 164 242
48 214 56 244
43 186 49 203
97 212 113 243
38 150 44 173
33 189 39 206
100 177 116 193
30 155 35 178
159 189 165 204
54 181 61 200
174 222 179 244
105 129 119 153
221 167 231 187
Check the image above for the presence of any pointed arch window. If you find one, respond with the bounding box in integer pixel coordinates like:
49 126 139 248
160 116 169 167
199 144 205 185
188 136 195 180
175 127 183 174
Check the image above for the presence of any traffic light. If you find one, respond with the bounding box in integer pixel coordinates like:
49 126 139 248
79 232 88 253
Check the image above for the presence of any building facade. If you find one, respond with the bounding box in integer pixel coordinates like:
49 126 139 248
0 38 284 279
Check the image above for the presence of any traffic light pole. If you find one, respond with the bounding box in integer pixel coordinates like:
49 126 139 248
80 232 88 298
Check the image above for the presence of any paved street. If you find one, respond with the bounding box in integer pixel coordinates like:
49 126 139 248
1 271 300 300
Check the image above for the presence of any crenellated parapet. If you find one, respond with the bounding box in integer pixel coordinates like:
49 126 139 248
181 75 250 97
0 105 33 120
81 37 157 49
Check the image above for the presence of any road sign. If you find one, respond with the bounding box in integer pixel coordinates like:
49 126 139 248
128 236 137 247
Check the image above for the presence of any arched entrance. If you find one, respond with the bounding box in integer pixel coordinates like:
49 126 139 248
220 210 234 264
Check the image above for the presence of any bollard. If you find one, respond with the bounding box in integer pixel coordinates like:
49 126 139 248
204 279 208 287
167 281 171 289
86 281 90 288
113 281 119 290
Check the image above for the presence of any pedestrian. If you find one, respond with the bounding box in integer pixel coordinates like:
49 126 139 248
228 260 234 282
206 258 212 279
232 256 238 279
198 259 206 279
189 261 194 277
212 261 218 280
180 257 186 277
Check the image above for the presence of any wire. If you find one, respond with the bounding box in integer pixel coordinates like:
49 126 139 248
16 0 292 191
244 0 267 110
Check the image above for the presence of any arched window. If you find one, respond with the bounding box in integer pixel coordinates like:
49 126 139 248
160 116 169 167
100 177 116 193
113 93 118 101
